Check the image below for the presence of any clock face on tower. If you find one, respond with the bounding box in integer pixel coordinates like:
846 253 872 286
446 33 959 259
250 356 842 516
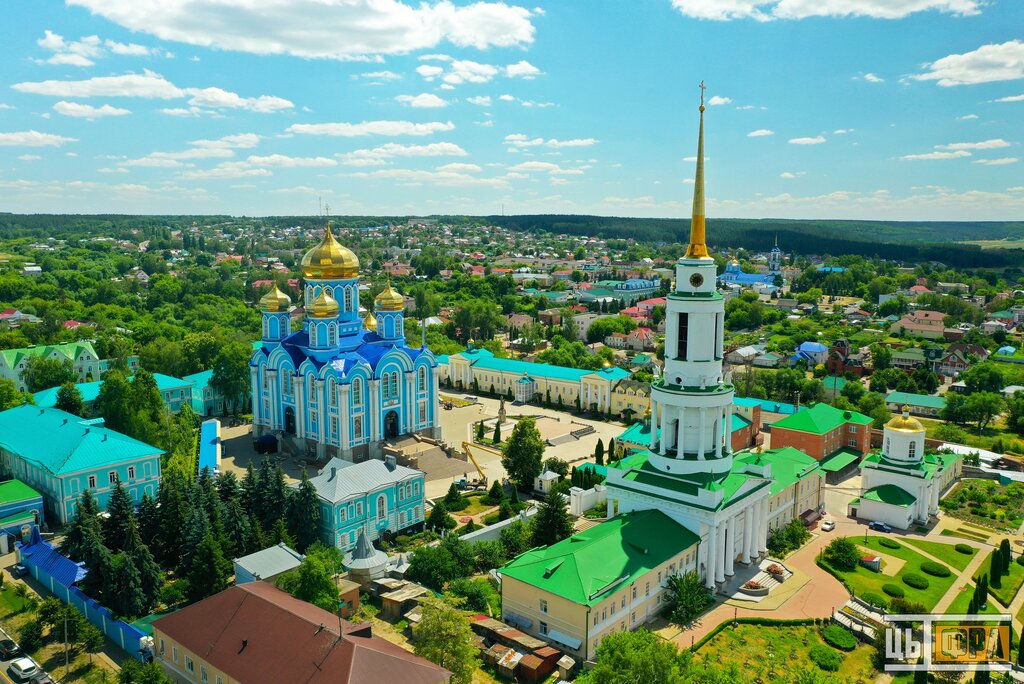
689 273 704 288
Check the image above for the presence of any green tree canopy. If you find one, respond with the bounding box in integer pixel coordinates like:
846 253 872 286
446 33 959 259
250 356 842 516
501 416 545 489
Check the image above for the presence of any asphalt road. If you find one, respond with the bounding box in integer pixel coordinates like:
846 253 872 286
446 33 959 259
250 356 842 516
0 625 52 684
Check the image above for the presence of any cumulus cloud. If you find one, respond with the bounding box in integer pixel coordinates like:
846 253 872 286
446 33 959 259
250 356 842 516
914 40 1024 87
507 161 584 175
287 120 455 137
245 154 337 167
707 95 731 105
189 133 261 149
435 162 482 172
937 139 1010 149
185 87 293 112
179 163 273 180
33 30 165 66
899 150 971 160
53 101 131 118
973 157 1018 165
0 130 77 147
747 129 774 137
992 94 1024 103
466 96 492 106
504 134 598 149
343 167 508 188
17 155 41 161
780 171 806 179
354 70 401 81
65 0 536 59
505 60 541 78
395 93 448 108
788 136 826 144
416 55 541 85
670 0 979 21
338 142 468 164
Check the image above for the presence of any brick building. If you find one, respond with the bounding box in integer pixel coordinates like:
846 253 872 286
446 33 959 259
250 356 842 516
768 403 872 461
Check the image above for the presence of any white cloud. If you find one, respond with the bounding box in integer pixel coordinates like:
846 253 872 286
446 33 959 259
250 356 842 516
189 133 261 149
13 70 183 98
179 163 273 180
121 157 192 168
436 162 481 172
105 39 158 56
957 114 979 120
65 0 536 59
914 40 1024 87
992 94 1024 103
507 161 584 175
395 93 448 108
35 31 103 66
498 94 516 102
833 128 854 134
937 139 1010 149
416 58 541 86
416 65 445 79
780 171 806 179
860 73 884 83
287 120 455 137
670 0 979 21
339 142 468 163
707 95 731 105
0 130 77 147
245 154 337 167
184 87 293 112
974 157 1019 165
899 150 971 160
504 134 598 149
505 60 541 78
343 168 508 188
17 155 41 161
0 105 13 110
788 136 826 145
747 129 774 137
466 96 492 106
158 107 216 117
354 70 401 81
53 101 131 118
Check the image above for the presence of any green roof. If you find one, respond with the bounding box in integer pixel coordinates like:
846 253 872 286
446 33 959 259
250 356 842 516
771 402 872 435
819 448 862 473
0 510 36 529
862 484 916 507
0 479 41 505
610 451 767 511
33 373 191 408
0 341 97 370
884 391 946 409
0 405 163 475
731 413 752 432
893 348 926 361
823 377 847 391
617 421 655 445
183 369 214 390
501 510 698 606
736 447 820 496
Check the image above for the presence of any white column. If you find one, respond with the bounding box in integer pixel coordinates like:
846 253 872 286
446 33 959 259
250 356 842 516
714 521 727 583
293 376 306 438
715 412 723 458
648 403 658 450
658 407 667 455
250 367 260 424
676 407 685 455
698 408 706 459
725 407 733 452
704 523 717 589
339 388 350 452
741 508 753 564
758 499 769 555
405 371 415 433
606 497 614 518
316 379 326 458
725 516 736 576
432 371 440 429
370 379 380 442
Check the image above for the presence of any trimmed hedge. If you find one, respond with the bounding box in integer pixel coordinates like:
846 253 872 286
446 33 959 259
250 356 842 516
860 592 889 609
955 543 975 555
920 561 951 578
882 583 905 598
1017 555 1024 567
878 538 901 550
822 624 858 651
809 645 843 672
902 573 930 590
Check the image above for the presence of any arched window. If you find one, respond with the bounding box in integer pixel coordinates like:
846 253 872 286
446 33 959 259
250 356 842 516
381 374 390 399
418 367 427 392
328 325 337 346
328 379 337 406
392 371 401 398
352 378 362 407
908 441 916 459
307 376 317 403
344 287 354 312
377 494 386 519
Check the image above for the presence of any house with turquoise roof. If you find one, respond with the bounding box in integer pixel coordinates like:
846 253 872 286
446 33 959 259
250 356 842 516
184 369 228 417
0 405 163 524
439 343 630 413
33 373 194 415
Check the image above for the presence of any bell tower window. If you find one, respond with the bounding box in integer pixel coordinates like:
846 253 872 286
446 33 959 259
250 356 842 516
676 313 689 361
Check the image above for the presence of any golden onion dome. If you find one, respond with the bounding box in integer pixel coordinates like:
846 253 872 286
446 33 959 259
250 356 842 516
259 284 291 313
886 405 924 433
309 289 340 318
363 310 378 331
300 224 360 280
374 282 405 312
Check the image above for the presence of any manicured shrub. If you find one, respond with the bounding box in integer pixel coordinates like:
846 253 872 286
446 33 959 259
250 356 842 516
955 543 975 555
902 572 930 590
879 538 901 550
920 561 951 577
809 644 843 672
822 624 857 651
860 592 889 610
882 583 905 598
1017 555 1024 567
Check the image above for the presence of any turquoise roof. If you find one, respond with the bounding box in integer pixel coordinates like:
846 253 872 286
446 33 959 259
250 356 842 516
33 373 191 408
735 446 821 496
885 391 946 410
0 405 163 475
470 355 630 383
618 421 655 445
734 396 798 415
183 369 214 391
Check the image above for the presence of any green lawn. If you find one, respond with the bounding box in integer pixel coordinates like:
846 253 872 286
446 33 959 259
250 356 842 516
940 528 990 544
695 623 876 681
944 583 1003 615
974 551 1024 607
902 538 977 572
822 537 957 611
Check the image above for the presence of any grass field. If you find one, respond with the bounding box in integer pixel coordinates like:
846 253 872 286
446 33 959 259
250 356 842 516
944 583 1003 615
695 623 876 681
974 550 1024 607
903 538 976 572
940 528 991 543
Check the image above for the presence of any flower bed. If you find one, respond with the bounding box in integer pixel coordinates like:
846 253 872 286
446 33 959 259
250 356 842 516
739 580 769 597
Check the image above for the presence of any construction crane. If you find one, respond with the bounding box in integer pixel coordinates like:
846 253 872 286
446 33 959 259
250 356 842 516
459 441 496 490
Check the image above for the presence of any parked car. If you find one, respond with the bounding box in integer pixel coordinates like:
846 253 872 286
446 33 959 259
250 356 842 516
820 520 835 532
0 638 23 660
868 521 892 533
12 564 28 578
8 657 39 682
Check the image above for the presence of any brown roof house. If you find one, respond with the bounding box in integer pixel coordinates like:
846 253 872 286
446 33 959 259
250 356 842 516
152 581 450 684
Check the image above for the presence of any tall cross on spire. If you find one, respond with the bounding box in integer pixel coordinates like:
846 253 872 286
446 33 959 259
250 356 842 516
699 80 706 109
684 81 709 259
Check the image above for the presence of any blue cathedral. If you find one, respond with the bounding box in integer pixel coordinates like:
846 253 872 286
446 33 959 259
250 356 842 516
250 225 441 462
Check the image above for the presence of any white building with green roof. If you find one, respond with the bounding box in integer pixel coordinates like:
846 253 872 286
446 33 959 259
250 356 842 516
851 406 962 529
0 341 139 392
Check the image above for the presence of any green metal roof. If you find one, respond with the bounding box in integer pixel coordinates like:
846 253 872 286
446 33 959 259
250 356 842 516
819 448 862 473
183 369 214 391
736 447 821 496
469 355 630 383
0 341 98 369
0 479 41 505
0 405 163 475
617 421 654 445
0 511 35 529
501 510 699 606
861 484 916 507
823 377 847 391
611 451 767 511
771 402 872 435
884 391 946 410
33 373 191 408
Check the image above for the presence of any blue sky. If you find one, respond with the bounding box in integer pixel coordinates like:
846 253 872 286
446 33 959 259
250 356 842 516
0 0 1021 220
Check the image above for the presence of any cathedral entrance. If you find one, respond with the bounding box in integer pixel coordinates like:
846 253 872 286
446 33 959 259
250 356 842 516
284 407 296 434
384 410 399 439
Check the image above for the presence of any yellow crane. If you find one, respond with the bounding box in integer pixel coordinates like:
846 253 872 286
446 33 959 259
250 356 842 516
459 441 497 489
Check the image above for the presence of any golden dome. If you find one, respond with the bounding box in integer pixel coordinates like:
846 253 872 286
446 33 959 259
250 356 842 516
259 284 291 313
886 405 924 433
363 310 377 332
309 289 339 318
730 258 740 266
300 224 360 280
374 282 405 312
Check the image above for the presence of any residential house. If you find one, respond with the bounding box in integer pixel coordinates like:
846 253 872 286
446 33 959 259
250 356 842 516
572 313 605 340
184 369 229 417
0 405 163 524
935 282 969 294
636 297 666 313
890 310 947 340
826 339 869 378
308 456 425 550
936 349 970 378
790 341 829 367
884 391 945 417
891 347 927 372
726 345 761 366
0 309 41 327
33 373 195 415
382 261 415 277
623 327 656 352
152 582 450 684
769 403 872 461
822 376 848 400
0 341 137 392
233 543 305 584
538 309 562 326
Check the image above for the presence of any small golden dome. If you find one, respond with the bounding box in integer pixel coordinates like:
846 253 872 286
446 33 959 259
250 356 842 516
363 310 377 331
730 258 739 266
375 282 404 312
886 405 924 433
300 224 360 280
259 284 291 313
309 289 339 318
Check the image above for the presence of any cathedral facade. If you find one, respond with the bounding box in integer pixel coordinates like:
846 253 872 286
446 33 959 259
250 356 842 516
250 226 441 462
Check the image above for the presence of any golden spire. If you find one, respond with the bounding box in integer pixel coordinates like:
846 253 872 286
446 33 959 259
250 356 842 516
684 81 710 260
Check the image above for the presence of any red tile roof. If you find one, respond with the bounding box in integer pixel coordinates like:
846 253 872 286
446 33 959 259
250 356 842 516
152 582 450 684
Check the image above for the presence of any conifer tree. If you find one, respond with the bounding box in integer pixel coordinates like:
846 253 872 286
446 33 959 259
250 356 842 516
61 489 101 562
79 533 113 603
492 420 501 444
102 479 136 552
178 503 212 575
109 552 146 619
241 462 259 519
215 470 240 503
426 501 453 532
157 472 189 567
476 421 485 442
287 470 321 553
530 491 574 548
594 438 605 466
222 499 257 558
990 553 1003 588
136 492 161 550
1000 539 1012 575
186 533 232 603
269 518 296 548
123 517 162 613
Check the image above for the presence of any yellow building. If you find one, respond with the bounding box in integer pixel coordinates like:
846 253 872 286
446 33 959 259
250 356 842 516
500 510 699 662
736 447 825 532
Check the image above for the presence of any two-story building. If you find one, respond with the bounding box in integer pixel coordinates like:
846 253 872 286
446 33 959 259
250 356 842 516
0 405 163 524
736 447 824 532
32 373 194 415
184 369 229 417
0 341 139 392
500 510 699 662
768 403 872 461
307 456 425 550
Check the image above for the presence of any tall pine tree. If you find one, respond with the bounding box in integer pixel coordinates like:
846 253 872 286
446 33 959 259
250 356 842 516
61 490 101 562
102 479 136 552
123 517 163 613
287 471 321 553
530 491 574 548
187 533 232 603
